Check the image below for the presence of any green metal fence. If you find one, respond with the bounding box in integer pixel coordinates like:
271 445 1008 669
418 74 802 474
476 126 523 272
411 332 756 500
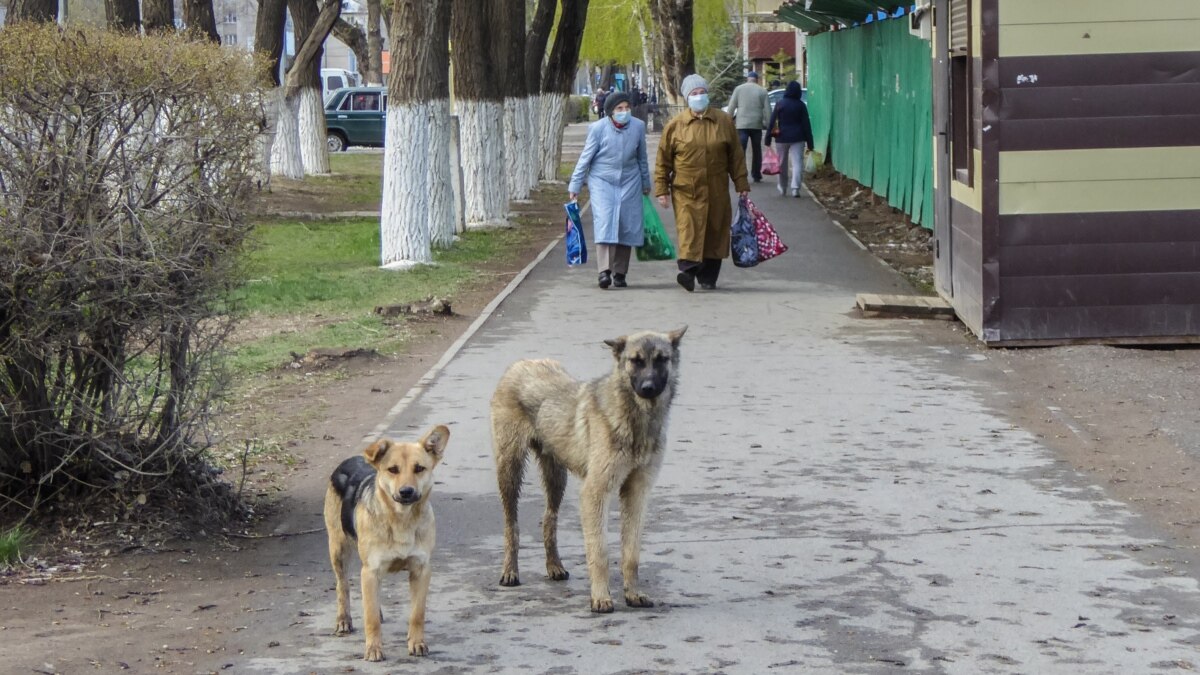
808 18 934 227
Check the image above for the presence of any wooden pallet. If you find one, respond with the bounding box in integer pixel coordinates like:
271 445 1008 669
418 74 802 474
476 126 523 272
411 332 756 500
856 293 956 319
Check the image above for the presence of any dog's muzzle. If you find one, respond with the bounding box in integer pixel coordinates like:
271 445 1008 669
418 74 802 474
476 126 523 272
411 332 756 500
394 487 420 504
635 380 664 399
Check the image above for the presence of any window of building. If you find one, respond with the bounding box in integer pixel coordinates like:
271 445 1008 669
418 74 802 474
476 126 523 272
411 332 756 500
949 0 973 186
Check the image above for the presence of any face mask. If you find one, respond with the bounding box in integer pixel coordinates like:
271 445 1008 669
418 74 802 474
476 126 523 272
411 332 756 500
613 110 631 124
687 93 709 112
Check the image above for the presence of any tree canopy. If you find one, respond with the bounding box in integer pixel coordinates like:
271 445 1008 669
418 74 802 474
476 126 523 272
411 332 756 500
579 0 730 65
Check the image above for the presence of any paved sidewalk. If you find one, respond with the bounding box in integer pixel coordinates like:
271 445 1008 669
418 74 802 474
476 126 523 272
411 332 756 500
250 124 1200 674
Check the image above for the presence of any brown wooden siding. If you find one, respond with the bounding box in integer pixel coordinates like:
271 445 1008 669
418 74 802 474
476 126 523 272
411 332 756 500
950 199 984 334
996 51 1200 150
993 44 1200 341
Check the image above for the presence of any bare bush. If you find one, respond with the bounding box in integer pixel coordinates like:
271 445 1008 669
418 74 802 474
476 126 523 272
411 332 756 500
0 24 266 529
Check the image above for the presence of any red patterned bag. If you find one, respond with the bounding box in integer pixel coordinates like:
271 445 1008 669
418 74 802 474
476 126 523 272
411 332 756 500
746 198 788 262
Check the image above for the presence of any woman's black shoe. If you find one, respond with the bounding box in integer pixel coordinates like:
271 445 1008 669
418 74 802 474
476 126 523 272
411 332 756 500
699 282 716 290
676 271 695 292
598 270 612 289
612 273 627 288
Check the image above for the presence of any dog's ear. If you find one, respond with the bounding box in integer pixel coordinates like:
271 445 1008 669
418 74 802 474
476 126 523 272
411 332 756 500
363 439 392 466
667 325 687 348
604 335 627 357
422 425 450 459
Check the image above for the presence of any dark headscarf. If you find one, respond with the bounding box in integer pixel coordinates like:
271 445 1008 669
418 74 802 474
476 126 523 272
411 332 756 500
604 91 631 117
784 80 804 99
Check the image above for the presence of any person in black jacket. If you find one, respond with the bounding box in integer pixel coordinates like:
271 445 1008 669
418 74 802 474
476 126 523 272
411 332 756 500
765 81 815 198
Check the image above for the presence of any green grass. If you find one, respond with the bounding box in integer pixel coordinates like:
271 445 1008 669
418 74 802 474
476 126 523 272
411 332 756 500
0 526 30 568
259 153 385 213
227 216 539 374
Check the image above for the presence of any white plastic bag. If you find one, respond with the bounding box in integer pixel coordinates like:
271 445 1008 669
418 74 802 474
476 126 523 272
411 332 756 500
803 150 819 174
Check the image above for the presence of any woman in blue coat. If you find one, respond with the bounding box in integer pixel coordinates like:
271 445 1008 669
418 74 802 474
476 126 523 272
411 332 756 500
568 92 652 289
765 81 815 198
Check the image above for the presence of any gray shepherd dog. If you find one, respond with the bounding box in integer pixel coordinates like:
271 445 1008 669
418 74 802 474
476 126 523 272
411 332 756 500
490 326 686 613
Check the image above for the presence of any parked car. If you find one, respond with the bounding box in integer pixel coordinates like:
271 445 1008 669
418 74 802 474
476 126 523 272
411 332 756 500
324 86 386 152
768 87 807 110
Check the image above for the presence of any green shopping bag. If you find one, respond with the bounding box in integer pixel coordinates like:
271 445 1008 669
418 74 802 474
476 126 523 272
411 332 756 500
636 196 676 261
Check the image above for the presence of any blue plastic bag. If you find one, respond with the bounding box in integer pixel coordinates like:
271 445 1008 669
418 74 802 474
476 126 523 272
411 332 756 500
730 196 759 268
564 200 588 266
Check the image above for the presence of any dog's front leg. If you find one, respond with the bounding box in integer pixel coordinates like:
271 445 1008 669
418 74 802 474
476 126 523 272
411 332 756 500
406 561 431 656
619 469 657 607
579 476 615 613
360 566 385 661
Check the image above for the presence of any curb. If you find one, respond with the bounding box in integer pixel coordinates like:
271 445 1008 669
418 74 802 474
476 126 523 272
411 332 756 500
361 200 586 443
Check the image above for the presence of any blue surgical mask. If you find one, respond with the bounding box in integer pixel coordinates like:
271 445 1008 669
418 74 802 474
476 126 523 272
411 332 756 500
687 93 709 112
613 110 631 125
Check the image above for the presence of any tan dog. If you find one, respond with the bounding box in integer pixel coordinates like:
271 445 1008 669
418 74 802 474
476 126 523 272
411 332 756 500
323 425 449 661
491 327 686 612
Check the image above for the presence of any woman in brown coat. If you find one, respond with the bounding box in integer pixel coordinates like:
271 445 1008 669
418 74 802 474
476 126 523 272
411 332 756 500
654 73 751 291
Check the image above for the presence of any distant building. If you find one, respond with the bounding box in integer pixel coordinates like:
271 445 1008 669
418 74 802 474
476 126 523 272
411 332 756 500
212 0 385 79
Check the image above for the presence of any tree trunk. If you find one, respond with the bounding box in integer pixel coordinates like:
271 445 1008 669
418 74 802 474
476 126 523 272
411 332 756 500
635 3 660 101
426 0 455 249
273 0 340 180
523 0 556 191
271 91 304 179
143 0 175 32
332 18 372 85
501 0 529 201
105 0 141 31
452 0 508 229
287 0 339 175
366 0 385 86
5 0 57 23
183 0 221 42
270 95 302 179
255 0 288 184
539 0 590 183
649 0 694 106
524 0 555 95
381 0 450 267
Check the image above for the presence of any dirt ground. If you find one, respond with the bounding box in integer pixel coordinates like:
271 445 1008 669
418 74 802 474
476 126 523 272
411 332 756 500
4 164 1200 674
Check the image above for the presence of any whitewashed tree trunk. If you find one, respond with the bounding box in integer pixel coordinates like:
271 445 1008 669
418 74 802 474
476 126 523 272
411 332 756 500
428 99 456 248
256 92 279 189
460 99 508 229
380 102 433 268
539 93 566 183
516 97 535 196
298 85 330 175
449 113 466 234
271 90 304 179
503 96 528 202
483 100 508 223
525 93 544 190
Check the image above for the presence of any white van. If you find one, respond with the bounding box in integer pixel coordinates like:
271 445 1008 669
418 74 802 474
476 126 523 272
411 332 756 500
321 68 361 101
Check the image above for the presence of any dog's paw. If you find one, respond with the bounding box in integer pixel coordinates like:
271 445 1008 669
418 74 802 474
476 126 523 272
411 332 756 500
499 571 521 587
546 563 570 581
363 644 384 662
590 597 615 613
334 617 353 636
624 592 655 608
408 639 428 657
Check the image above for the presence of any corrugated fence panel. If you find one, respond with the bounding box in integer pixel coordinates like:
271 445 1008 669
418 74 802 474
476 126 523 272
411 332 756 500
809 18 934 227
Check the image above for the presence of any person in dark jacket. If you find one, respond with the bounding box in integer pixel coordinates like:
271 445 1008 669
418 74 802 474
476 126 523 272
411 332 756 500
765 81 815 198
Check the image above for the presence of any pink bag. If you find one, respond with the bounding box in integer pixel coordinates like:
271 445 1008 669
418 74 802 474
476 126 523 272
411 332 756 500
746 198 788 262
761 145 780 175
